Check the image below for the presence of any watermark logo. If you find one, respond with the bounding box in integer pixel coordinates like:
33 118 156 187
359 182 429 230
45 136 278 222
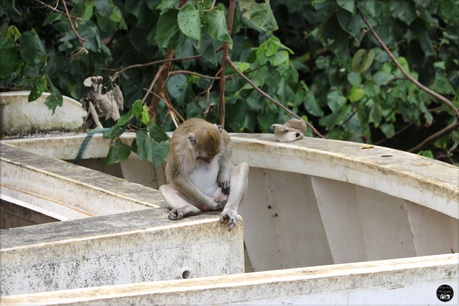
437 284 454 302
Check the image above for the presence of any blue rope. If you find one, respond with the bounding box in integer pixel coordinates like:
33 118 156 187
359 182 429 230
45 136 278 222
74 128 110 164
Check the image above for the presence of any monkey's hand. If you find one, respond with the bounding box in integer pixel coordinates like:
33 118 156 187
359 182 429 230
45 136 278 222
201 196 225 211
220 207 238 231
218 180 231 195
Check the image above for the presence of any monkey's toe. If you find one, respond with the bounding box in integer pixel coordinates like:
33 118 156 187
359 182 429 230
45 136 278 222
168 209 183 220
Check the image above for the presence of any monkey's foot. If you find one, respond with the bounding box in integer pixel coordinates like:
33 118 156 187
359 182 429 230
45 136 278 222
168 208 183 220
220 207 238 231
168 206 201 220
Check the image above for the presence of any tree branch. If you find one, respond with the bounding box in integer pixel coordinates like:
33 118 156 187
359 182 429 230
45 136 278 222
60 0 86 47
408 121 459 153
35 0 82 20
169 70 221 80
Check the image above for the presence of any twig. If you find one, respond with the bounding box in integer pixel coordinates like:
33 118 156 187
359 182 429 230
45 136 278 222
60 0 85 45
226 58 325 138
169 70 222 80
374 122 413 146
104 55 203 75
148 89 184 127
34 0 82 20
408 122 459 152
142 65 166 105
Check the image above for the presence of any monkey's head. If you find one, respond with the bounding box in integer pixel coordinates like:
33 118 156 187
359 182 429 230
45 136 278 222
188 127 222 164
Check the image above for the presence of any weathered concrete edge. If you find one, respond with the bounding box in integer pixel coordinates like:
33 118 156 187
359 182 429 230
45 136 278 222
0 91 86 137
0 142 165 213
3 253 457 305
0 207 228 249
232 134 459 219
1 210 244 296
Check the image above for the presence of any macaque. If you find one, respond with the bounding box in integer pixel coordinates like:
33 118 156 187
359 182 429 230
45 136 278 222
159 118 249 231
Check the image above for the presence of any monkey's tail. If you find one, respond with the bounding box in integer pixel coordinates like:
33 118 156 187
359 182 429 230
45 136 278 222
74 128 110 164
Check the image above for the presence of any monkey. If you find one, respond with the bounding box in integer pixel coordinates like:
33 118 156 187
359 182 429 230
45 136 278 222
159 118 249 231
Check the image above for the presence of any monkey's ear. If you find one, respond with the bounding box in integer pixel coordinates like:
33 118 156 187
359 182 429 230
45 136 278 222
217 125 224 133
187 134 197 145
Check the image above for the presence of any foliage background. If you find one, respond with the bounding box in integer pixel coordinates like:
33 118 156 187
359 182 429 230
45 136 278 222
1 0 458 165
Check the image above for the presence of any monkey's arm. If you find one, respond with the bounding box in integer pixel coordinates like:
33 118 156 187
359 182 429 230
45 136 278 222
220 162 249 231
217 132 233 195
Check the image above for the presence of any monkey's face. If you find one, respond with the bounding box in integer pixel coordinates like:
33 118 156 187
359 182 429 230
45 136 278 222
196 154 215 164
194 129 221 165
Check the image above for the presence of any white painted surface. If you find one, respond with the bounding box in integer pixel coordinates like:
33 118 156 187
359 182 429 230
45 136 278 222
1 143 162 220
4 254 457 305
0 91 86 137
1 210 244 296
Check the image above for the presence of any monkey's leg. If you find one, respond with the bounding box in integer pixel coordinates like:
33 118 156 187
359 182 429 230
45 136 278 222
220 162 249 230
159 184 201 220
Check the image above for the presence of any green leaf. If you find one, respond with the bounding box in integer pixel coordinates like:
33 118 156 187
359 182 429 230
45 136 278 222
357 99 371 125
241 1 278 35
418 150 434 159
304 91 324 117
157 0 180 11
233 61 250 72
364 81 380 97
352 49 374 73
0 37 18 79
117 110 133 126
7 25 21 42
43 13 62 26
336 9 363 40
348 86 364 103
45 83 63 114
177 3 201 41
141 105 151 125
149 123 170 142
265 37 281 56
380 123 395 138
19 30 47 66
206 9 232 48
390 0 416 25
105 140 132 166
396 57 410 73
373 71 394 85
103 125 127 139
337 0 355 13
327 90 347 113
94 0 113 18
440 0 459 23
247 96 263 111
135 130 170 167
369 103 382 127
347 71 361 86
318 14 349 58
269 50 289 66
198 32 217 65
257 110 277 131
131 99 143 119
432 74 455 95
167 74 188 103
29 75 47 102
155 9 184 49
